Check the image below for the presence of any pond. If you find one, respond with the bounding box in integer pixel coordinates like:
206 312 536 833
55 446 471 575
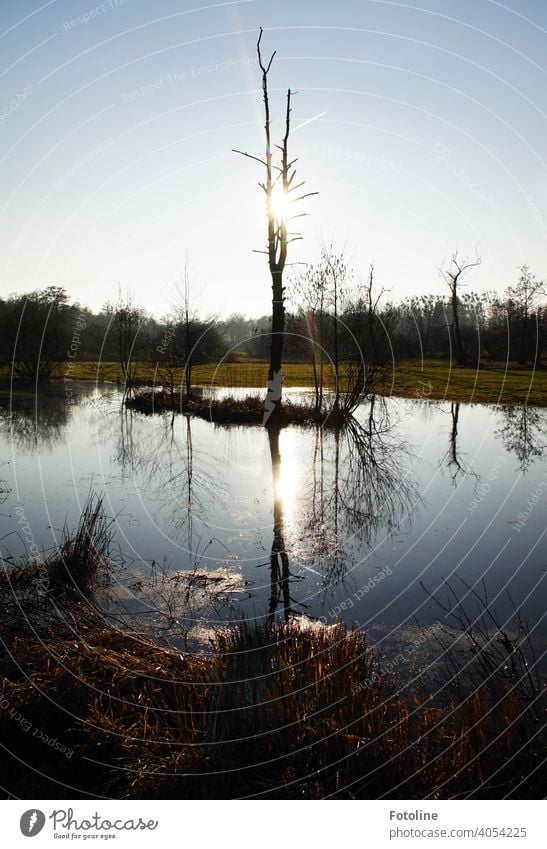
1 381 546 669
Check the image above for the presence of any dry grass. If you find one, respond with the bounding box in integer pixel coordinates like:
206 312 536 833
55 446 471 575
125 391 322 425
0 492 116 603
47 493 116 597
0 592 544 799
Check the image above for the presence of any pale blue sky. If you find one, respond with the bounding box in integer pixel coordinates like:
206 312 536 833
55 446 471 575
1 0 546 316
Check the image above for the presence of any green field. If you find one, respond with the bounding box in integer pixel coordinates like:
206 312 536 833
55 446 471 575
57 358 546 406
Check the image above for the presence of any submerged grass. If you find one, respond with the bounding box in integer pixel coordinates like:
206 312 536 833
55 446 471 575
52 359 547 406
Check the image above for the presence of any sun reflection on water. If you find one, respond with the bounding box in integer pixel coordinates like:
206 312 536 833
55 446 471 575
272 430 302 519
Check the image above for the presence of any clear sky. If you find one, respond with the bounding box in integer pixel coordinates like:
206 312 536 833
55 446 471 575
0 0 546 317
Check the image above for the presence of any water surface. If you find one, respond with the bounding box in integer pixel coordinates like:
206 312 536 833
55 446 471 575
1 382 545 667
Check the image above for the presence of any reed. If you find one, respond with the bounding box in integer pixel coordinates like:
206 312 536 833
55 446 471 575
0 492 116 605
1 588 544 799
46 492 116 598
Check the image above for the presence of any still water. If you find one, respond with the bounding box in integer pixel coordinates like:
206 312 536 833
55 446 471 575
1 382 546 661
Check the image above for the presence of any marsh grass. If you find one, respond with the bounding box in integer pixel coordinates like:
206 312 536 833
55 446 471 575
125 391 322 425
0 492 117 606
47 493 117 597
1 579 544 799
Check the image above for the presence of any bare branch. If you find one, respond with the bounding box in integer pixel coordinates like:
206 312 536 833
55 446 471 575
292 191 319 202
232 149 268 167
288 180 306 193
257 27 276 75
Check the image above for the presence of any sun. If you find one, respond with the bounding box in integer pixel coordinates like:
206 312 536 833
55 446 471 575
269 182 291 223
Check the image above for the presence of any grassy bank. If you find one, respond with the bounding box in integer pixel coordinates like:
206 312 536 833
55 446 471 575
2 598 545 800
55 359 546 406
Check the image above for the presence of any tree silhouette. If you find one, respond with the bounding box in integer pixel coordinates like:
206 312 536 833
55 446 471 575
234 28 316 425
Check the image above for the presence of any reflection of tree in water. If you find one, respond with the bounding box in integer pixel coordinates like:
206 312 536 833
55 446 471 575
267 425 297 621
102 397 417 626
0 385 89 452
442 402 478 484
496 405 546 473
112 408 137 477
109 408 222 553
99 409 242 646
266 397 418 619
313 402 417 586
0 471 9 504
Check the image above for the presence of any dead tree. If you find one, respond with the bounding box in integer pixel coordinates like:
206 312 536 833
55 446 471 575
505 264 546 365
439 250 482 366
112 289 142 399
234 28 316 424
337 263 391 420
323 249 348 412
176 260 196 403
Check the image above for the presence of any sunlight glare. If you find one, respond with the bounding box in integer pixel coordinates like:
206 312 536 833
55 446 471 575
273 432 301 518
270 182 291 223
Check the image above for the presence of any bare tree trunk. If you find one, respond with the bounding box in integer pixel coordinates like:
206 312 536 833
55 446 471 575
183 262 192 402
264 89 289 426
269 270 285 383
440 251 481 367
309 315 319 410
451 289 466 365
318 294 324 409
333 293 340 412
234 29 316 428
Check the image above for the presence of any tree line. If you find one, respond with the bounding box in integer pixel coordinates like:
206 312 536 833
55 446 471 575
0 253 544 387
2 30 544 400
